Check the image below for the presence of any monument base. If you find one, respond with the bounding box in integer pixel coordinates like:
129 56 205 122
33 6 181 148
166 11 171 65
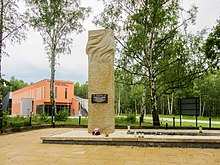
41 129 220 148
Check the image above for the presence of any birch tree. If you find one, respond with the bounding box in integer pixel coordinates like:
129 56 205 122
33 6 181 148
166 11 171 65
25 0 91 127
203 19 220 69
94 0 207 126
0 0 27 79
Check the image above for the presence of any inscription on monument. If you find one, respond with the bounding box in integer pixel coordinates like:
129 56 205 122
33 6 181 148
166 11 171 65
92 94 108 103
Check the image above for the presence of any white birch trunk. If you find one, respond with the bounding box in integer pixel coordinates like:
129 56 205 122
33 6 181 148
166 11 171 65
140 83 146 115
167 95 170 114
171 92 174 114
202 102 205 117
117 84 121 116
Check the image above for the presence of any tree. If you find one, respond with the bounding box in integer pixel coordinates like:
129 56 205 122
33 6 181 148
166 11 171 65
94 0 207 126
74 82 80 96
0 0 27 78
25 0 91 127
203 19 220 69
8 76 28 91
202 19 220 117
0 1 26 124
1 76 28 97
74 81 88 99
114 68 144 115
194 71 220 117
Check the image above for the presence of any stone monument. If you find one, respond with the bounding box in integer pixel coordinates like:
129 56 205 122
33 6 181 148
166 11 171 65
86 29 115 133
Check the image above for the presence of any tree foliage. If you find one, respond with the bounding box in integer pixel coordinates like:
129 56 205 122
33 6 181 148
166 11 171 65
8 76 28 91
1 76 28 97
94 0 207 126
25 0 91 57
25 0 91 126
0 0 27 78
74 81 88 99
203 19 220 69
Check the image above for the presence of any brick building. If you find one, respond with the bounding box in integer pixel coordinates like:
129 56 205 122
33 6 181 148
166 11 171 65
12 79 79 116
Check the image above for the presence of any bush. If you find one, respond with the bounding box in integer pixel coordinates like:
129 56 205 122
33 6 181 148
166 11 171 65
126 114 136 124
2 110 9 127
55 109 69 121
3 114 30 128
39 113 49 123
31 114 40 122
30 114 45 125
11 122 25 128
115 116 127 125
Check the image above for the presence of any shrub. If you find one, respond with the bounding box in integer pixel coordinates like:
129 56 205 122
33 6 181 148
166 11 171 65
55 109 69 121
115 116 127 125
3 115 30 128
39 113 49 123
11 122 25 128
2 110 9 128
31 114 40 122
126 114 136 124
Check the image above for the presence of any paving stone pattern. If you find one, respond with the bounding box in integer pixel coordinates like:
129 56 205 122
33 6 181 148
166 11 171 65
0 128 220 165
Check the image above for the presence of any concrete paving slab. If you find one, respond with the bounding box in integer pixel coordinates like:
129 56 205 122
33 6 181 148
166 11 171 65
2 128 220 164
41 129 220 148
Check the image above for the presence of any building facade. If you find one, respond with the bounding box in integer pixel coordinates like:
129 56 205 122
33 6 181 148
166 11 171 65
12 79 79 116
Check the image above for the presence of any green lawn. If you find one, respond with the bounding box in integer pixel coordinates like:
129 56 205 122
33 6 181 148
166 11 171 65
134 114 220 122
55 118 88 125
157 114 220 121
2 114 220 129
159 120 219 128
116 114 220 128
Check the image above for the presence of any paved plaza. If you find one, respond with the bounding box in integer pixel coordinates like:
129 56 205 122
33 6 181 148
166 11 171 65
1 128 220 165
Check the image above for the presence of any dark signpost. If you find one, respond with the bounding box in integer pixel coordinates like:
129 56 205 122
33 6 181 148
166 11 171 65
178 98 200 127
92 94 108 103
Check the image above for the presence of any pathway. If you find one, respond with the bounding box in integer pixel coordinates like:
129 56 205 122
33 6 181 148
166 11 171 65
1 128 220 165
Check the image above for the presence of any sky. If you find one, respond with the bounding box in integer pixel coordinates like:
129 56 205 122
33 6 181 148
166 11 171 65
2 0 220 84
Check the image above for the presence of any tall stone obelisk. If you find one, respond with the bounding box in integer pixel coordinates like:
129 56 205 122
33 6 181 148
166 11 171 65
86 29 115 133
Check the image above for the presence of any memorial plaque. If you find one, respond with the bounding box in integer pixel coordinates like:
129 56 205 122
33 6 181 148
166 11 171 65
92 94 108 103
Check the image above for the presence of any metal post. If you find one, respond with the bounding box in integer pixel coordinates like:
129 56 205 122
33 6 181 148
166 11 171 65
196 98 198 127
29 116 32 126
173 117 175 127
166 120 168 129
139 116 142 126
196 115 198 127
140 114 144 123
79 116 81 125
179 98 182 126
209 118 211 128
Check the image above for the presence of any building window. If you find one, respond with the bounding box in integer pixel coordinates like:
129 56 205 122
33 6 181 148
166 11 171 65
55 87 57 99
65 88 67 99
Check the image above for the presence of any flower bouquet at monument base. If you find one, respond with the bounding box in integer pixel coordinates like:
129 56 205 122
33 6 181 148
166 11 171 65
92 128 101 135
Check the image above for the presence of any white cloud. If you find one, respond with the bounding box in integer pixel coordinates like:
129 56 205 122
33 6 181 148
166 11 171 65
182 0 220 33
